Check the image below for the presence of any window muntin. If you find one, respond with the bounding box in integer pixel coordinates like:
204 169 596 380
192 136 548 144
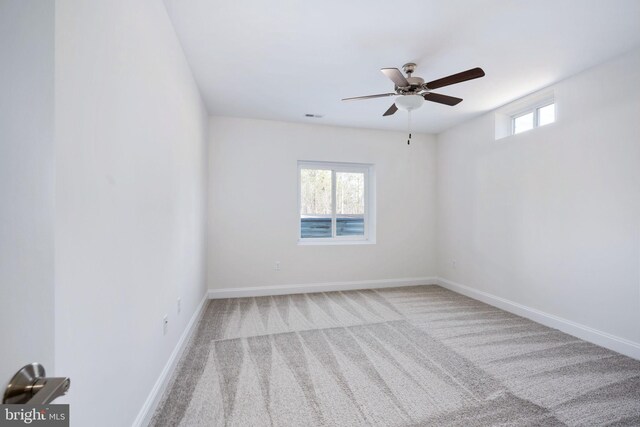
299 161 372 243
512 102 555 135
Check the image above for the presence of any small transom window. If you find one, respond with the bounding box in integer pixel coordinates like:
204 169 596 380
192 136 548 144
512 102 555 135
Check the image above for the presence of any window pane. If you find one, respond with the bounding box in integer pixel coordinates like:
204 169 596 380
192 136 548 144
300 168 332 238
538 103 555 126
513 112 534 134
336 172 364 236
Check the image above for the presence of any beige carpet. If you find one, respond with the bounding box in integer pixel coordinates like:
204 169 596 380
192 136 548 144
151 285 640 426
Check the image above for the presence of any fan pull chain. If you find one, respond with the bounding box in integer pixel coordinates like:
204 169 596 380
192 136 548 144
407 110 412 145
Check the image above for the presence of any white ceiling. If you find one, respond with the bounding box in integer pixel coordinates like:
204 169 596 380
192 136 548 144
163 0 640 134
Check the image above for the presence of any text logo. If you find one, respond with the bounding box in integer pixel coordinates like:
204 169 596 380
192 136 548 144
1 405 69 427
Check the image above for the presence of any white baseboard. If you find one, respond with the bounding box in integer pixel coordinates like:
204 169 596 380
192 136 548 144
436 277 640 360
208 277 438 299
132 294 208 427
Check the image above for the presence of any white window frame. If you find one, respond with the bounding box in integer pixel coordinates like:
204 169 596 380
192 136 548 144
511 100 555 135
297 160 375 245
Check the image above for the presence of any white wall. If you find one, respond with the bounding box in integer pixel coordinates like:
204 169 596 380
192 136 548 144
437 48 640 347
0 0 55 388
54 1 208 426
208 117 437 290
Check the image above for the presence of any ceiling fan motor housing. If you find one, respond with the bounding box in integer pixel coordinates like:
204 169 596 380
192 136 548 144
399 64 426 92
405 76 425 90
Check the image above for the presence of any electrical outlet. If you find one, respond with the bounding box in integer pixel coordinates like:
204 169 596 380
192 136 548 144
274 261 281 271
177 297 181 315
163 315 168 335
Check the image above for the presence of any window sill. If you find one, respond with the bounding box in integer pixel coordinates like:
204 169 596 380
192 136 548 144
497 121 557 142
298 239 376 246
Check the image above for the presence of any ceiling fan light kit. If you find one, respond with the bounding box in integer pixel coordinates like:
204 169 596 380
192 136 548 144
395 94 424 111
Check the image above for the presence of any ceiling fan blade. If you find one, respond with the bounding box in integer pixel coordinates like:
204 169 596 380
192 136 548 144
423 92 463 106
342 93 397 101
381 68 409 87
425 67 485 90
383 103 398 116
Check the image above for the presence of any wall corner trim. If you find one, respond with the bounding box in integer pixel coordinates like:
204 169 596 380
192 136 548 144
208 277 438 299
132 293 208 427
436 277 640 360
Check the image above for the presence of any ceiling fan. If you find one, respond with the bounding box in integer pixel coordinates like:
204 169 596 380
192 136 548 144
342 63 485 116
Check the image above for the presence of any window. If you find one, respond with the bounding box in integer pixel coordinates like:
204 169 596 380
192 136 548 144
512 102 555 135
298 161 374 244
495 89 555 140
513 111 534 134
537 103 555 126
